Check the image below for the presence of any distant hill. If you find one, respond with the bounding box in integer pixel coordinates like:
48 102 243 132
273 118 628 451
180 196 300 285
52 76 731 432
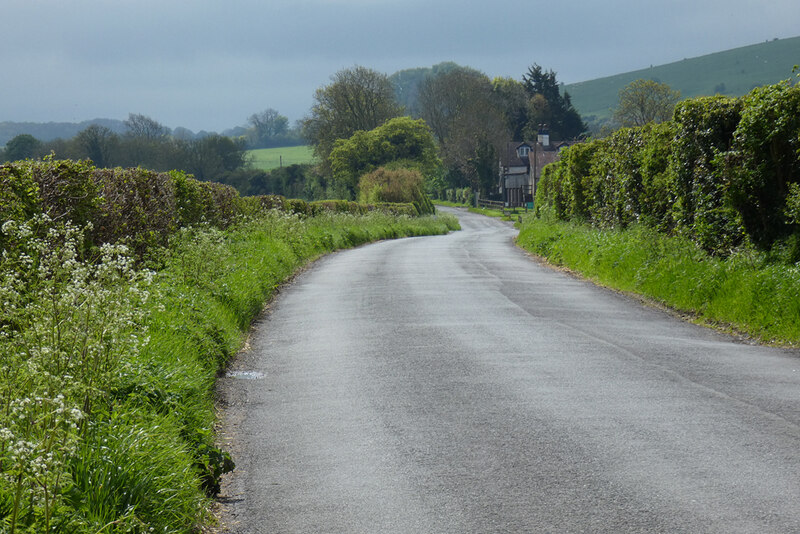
0 119 235 147
565 36 800 124
0 118 128 146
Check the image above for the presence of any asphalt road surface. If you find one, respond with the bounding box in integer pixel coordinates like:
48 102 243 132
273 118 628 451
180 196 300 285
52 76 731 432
215 208 799 533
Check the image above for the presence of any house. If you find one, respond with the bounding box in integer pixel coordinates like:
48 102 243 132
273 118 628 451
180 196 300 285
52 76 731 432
498 127 572 208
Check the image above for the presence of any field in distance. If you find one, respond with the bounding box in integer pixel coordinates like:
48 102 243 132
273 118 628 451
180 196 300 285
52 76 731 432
247 145 316 171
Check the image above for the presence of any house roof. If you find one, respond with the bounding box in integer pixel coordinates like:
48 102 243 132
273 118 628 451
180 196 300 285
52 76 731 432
500 141 534 168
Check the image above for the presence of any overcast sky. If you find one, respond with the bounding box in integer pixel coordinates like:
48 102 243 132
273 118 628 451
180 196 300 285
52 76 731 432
2 0 798 133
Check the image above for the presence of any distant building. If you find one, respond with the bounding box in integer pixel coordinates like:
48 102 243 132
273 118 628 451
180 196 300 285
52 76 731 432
498 126 574 208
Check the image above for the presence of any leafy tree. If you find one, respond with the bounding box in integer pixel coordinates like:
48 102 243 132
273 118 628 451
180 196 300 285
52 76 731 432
329 116 441 197
302 66 403 172
176 135 247 182
613 79 681 127
76 125 118 168
248 109 289 148
522 64 586 140
4 134 42 162
124 113 170 140
418 67 509 195
492 77 529 140
389 61 464 116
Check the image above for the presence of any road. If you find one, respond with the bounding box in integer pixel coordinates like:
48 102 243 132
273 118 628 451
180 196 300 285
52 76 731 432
215 208 800 533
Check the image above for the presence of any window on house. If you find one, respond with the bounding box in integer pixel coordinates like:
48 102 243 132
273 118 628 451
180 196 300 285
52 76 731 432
517 146 529 158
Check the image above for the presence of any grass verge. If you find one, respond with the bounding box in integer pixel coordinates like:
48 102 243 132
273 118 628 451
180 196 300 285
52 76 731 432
517 216 800 346
0 209 459 532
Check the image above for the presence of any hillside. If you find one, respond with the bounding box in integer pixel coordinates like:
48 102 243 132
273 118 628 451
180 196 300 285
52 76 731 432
0 118 127 146
565 36 800 123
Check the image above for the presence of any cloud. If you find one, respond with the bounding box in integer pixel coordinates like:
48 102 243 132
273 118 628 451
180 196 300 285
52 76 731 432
1 0 799 131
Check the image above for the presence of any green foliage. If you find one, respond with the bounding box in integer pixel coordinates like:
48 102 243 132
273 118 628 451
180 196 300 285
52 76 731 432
0 164 42 244
92 167 178 255
330 116 441 197
535 123 677 231
518 216 800 345
613 79 681 127
417 67 509 196
786 182 800 225
302 66 403 174
3 134 42 162
725 80 800 247
534 79 800 260
357 167 434 215
247 109 290 148
522 64 586 140
672 95 746 251
1 182 458 532
20 158 102 230
388 61 465 116
309 199 369 216
443 187 473 205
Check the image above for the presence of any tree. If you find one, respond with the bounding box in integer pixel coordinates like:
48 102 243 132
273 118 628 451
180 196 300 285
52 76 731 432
124 113 170 140
613 79 681 127
418 67 509 195
492 77 529 140
522 64 586 140
389 61 464 116
329 116 441 197
76 125 118 168
248 108 289 148
162 135 247 182
3 134 42 162
302 66 403 172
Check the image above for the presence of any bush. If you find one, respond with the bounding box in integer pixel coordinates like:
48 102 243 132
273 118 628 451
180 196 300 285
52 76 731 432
672 95 745 252
92 167 178 255
310 199 368 216
0 163 42 249
726 80 800 248
358 167 435 215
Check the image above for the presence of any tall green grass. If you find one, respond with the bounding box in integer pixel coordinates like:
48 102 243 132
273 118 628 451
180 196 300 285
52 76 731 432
0 209 459 532
517 216 800 345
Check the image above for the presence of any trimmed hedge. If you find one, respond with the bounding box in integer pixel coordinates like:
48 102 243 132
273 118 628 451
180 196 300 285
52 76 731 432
535 80 800 257
1 160 431 258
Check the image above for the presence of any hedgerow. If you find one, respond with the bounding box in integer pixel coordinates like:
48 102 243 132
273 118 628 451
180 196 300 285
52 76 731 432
534 80 800 257
0 159 459 532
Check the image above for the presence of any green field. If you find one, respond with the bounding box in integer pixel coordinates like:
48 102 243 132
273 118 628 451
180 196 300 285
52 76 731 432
247 145 316 171
566 35 800 121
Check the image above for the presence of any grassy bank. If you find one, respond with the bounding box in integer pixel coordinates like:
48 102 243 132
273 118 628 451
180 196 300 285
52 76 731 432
517 216 800 346
0 209 459 532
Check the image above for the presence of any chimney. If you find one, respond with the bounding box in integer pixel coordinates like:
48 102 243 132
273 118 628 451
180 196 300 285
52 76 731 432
537 124 550 147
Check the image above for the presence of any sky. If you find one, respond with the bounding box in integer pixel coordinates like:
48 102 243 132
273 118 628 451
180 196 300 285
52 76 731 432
2 0 799 133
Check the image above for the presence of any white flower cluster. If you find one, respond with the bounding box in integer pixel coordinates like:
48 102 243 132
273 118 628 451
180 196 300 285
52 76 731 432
1 215 156 527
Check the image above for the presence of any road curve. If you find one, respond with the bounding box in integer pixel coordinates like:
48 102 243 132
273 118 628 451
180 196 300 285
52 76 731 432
215 207 800 533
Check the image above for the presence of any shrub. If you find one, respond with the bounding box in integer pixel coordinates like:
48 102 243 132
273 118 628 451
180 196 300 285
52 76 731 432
726 80 800 248
92 167 178 255
0 164 42 250
671 95 745 252
358 167 434 215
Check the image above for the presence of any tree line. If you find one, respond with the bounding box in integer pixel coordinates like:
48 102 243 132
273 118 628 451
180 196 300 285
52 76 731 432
302 63 588 201
3 62 594 202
